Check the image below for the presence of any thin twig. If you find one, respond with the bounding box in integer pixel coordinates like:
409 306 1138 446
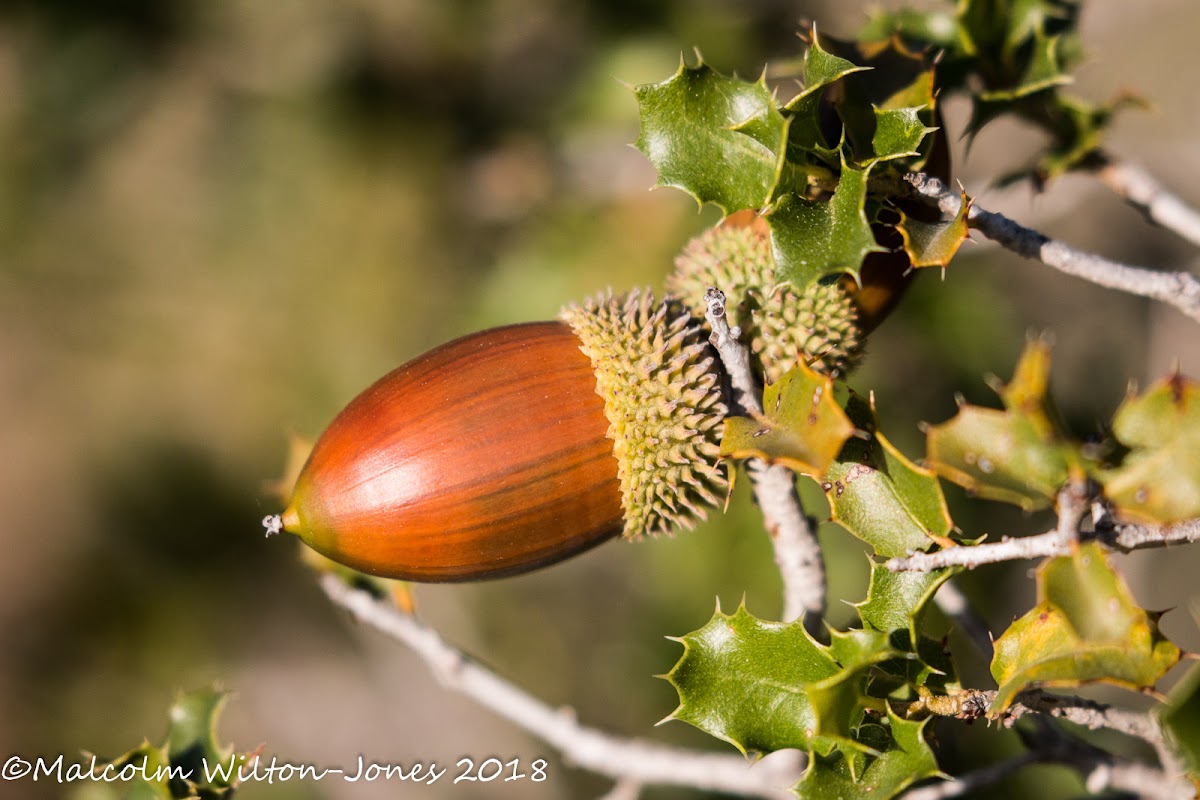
318 574 802 799
903 172 1200 325
1017 717 1195 800
1010 689 1178 770
703 287 826 628
886 517 1200 572
1093 157 1200 249
904 688 1194 799
901 753 1037 799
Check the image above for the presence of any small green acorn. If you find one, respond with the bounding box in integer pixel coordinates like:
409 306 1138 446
268 290 728 582
666 211 864 384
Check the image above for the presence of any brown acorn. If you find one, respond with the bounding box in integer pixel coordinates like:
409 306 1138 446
271 291 728 582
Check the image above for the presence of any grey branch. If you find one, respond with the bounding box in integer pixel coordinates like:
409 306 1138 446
903 686 1194 800
1094 158 1200 249
887 517 1200 572
901 754 1036 800
319 575 803 799
1008 688 1179 774
703 287 826 628
1013 707 1195 800
903 172 1200 325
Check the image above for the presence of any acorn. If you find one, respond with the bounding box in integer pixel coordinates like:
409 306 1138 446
268 290 728 582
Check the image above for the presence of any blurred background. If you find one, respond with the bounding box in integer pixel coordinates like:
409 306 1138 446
1 0 1198 798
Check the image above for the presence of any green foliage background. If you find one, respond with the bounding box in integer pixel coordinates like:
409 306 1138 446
0 1 1198 798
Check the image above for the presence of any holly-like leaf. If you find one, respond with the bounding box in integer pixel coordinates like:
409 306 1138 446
1033 93 1141 183
979 27 1072 102
857 561 957 645
926 338 1077 510
872 106 935 163
794 711 941 799
1161 663 1200 779
811 629 902 753
720 362 855 477
165 688 239 781
634 61 782 213
990 543 1181 715
663 602 840 756
781 29 870 160
1102 372 1200 524
897 192 972 268
825 393 953 558
769 158 885 290
90 688 247 799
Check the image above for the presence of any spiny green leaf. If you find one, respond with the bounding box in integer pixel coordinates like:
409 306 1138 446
802 28 872 91
825 392 953 558
634 62 781 213
663 602 841 756
90 688 247 799
720 362 855 478
979 26 1072 102
1161 663 1200 780
96 742 175 800
1102 372 1200 524
793 710 941 799
779 30 869 163
827 627 895 668
819 36 938 169
165 688 234 778
897 192 972 268
926 338 1077 510
872 106 935 163
857 561 958 643
769 158 885 290
990 543 1181 715
1031 93 1142 183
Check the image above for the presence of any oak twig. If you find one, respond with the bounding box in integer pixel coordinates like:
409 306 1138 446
703 287 826 629
903 172 1200 324
319 575 802 798
901 754 1036 800
887 517 1200 572
1094 157 1200 249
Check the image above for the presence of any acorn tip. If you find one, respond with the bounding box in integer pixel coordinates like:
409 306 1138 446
262 514 283 537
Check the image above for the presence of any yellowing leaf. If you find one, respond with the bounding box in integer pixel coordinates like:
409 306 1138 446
1103 372 1200 524
897 192 971 269
990 543 1180 715
720 362 855 477
927 338 1077 510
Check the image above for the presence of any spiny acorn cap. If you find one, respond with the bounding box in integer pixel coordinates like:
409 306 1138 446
666 215 863 385
560 289 728 539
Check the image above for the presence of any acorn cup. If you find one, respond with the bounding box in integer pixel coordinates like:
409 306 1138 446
270 290 728 582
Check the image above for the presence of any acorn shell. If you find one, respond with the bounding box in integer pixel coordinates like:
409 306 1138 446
283 321 624 581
